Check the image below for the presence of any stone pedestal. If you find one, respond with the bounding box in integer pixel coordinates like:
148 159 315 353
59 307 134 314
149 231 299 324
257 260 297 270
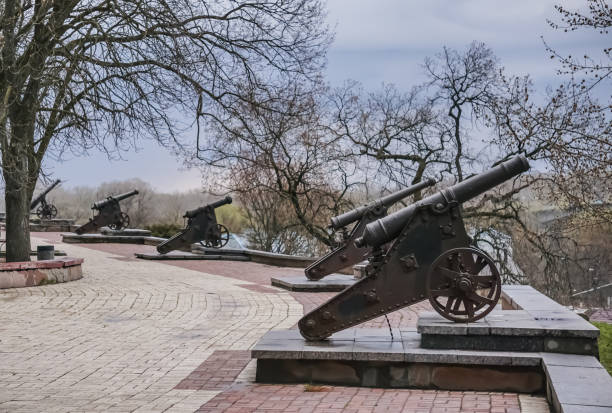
62 232 164 246
270 274 356 292
250 286 612 412
135 250 249 261
100 227 151 236
417 310 599 356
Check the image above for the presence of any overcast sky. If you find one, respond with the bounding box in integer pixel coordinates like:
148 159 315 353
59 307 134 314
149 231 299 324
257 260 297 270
48 0 601 192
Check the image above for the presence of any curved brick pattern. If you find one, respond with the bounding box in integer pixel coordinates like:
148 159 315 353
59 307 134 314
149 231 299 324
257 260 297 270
0 237 301 412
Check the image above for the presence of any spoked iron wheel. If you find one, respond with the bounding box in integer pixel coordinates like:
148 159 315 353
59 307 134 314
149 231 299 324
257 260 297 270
37 204 57 220
201 224 230 248
110 212 130 231
426 247 501 322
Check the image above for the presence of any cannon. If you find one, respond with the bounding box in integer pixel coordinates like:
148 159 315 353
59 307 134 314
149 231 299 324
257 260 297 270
305 179 436 280
299 156 530 341
74 190 139 234
30 179 61 220
156 196 232 254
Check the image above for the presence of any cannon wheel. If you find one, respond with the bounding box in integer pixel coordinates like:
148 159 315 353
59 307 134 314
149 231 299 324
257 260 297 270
109 212 130 231
201 224 230 249
426 247 501 323
36 204 57 220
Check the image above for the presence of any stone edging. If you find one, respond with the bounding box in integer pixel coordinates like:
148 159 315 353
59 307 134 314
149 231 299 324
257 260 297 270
0 257 84 289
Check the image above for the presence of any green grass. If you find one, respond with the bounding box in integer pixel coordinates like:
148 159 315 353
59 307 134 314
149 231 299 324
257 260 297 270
593 321 612 375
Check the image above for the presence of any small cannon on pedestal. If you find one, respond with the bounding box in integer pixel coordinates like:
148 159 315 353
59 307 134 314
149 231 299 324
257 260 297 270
299 156 530 341
74 190 139 234
30 179 61 220
305 179 436 281
156 196 232 254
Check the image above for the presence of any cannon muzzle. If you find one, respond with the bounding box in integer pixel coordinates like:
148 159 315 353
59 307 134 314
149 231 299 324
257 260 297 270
93 189 139 210
330 178 436 230
355 156 530 248
30 179 61 209
184 196 232 219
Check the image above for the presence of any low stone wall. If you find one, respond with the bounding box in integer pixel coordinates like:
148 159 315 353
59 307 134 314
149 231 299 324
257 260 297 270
0 257 83 289
62 233 166 246
29 218 78 232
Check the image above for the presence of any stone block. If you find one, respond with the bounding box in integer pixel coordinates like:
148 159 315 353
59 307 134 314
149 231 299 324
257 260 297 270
431 365 544 393
352 340 404 362
251 339 303 359
301 339 354 360
541 352 604 368
543 337 598 356
417 312 467 335
559 406 612 413
270 274 355 292
544 364 612 409
354 328 402 342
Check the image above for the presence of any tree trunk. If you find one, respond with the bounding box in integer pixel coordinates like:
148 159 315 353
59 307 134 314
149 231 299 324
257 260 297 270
4 177 32 262
3 139 33 262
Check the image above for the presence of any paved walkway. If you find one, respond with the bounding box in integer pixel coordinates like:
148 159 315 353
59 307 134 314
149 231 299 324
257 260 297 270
0 235 550 412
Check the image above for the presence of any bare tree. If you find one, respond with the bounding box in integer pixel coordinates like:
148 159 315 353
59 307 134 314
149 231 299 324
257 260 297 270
0 0 331 261
546 0 611 104
199 80 360 255
327 42 609 289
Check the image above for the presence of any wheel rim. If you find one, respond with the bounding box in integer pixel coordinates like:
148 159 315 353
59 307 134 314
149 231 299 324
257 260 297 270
217 224 230 248
109 212 130 231
204 224 230 248
426 247 501 322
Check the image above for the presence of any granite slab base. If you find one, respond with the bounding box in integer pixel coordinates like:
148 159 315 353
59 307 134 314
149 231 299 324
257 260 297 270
100 228 151 236
270 274 356 292
252 328 612 412
252 328 544 393
418 287 600 356
135 251 250 261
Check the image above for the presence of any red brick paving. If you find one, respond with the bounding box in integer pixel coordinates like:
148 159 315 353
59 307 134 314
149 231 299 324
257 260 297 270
175 350 252 391
195 385 521 413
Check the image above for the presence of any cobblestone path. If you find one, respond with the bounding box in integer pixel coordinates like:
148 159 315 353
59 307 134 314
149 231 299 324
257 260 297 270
0 235 550 412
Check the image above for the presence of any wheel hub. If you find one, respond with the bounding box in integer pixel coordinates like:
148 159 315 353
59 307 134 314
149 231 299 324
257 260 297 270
457 276 473 292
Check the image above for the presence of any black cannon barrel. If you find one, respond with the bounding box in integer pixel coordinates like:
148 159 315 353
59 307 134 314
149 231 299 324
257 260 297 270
184 196 232 219
30 179 61 209
330 178 436 230
93 189 139 209
355 156 530 248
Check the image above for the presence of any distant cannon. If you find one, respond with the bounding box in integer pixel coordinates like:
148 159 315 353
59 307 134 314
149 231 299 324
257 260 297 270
305 179 436 280
156 196 232 254
30 179 61 220
299 156 530 341
74 190 139 234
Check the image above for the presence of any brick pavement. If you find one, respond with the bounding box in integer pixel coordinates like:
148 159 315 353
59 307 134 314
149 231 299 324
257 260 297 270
0 235 551 412
195 385 522 413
